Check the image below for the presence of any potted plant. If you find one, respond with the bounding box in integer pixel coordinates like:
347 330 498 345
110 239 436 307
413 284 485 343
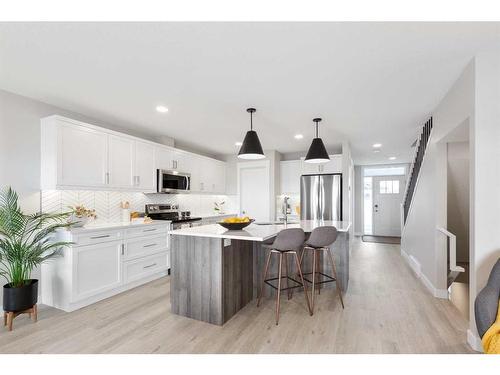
0 187 72 313
68 205 97 227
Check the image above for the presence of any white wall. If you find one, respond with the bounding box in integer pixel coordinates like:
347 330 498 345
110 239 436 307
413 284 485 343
354 165 363 234
470 49 500 341
401 60 475 295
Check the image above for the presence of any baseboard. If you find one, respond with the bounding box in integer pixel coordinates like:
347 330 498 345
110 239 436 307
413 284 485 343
467 329 483 352
401 248 449 299
354 232 363 237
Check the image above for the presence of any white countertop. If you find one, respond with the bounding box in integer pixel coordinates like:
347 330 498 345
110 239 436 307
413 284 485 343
68 220 170 233
196 213 237 219
169 220 351 241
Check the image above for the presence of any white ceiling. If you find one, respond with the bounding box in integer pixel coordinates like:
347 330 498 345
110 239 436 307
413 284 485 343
1 22 499 164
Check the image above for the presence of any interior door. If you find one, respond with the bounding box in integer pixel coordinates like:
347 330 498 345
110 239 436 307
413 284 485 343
372 175 405 236
238 162 270 222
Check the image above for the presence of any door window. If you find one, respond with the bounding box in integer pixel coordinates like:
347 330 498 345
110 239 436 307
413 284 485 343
379 180 400 194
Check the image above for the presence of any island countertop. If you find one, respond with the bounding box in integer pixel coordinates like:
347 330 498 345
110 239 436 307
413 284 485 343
169 220 351 241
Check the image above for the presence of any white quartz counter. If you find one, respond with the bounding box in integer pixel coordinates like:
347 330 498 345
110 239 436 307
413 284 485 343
68 220 170 233
169 220 351 241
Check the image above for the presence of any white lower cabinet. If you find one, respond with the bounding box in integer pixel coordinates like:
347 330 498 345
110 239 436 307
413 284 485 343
42 223 170 312
72 240 123 302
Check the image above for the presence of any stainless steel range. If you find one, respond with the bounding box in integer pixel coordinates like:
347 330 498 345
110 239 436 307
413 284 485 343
145 204 202 229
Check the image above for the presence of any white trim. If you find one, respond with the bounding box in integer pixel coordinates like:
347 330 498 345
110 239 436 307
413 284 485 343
401 248 449 299
467 329 483 352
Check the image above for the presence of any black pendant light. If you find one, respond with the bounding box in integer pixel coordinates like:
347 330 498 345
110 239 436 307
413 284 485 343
304 118 330 163
238 108 265 160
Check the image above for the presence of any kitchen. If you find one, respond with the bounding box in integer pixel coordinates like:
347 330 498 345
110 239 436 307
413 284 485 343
36 113 352 317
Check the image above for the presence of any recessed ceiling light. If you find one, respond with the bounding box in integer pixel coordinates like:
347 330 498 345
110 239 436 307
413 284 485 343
373 149 381 153
155 105 169 113
294 134 304 140
389 156 397 160
372 143 382 148
235 142 242 146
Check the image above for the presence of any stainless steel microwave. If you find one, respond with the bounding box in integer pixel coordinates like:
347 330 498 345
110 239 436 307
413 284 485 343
157 169 191 193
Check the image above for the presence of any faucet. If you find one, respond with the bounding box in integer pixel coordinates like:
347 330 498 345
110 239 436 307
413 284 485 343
282 196 290 224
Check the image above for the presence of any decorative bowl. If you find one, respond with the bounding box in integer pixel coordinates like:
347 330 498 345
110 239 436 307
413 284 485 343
218 219 254 230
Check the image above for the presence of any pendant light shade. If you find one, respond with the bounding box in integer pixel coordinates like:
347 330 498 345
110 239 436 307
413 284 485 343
238 108 265 160
304 118 330 163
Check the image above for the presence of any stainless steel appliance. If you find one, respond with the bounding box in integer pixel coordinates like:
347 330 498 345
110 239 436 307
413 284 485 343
157 169 191 193
300 173 342 221
145 204 202 229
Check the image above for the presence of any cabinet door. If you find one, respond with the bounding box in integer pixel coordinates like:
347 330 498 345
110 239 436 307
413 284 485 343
321 155 343 174
108 135 134 188
214 162 226 193
199 158 216 192
155 146 173 171
134 141 156 191
301 158 320 175
58 122 108 187
280 160 302 194
72 240 122 302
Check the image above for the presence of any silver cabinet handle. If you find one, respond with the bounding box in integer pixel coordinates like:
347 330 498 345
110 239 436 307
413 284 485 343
137 175 140 186
121 244 125 255
105 172 110 184
143 263 157 269
90 234 110 239
143 228 157 232
143 243 157 248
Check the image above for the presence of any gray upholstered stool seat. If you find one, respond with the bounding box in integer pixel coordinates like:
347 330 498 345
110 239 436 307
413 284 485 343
257 228 312 325
299 226 344 312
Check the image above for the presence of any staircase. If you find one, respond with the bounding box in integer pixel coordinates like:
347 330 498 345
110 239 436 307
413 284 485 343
402 117 433 224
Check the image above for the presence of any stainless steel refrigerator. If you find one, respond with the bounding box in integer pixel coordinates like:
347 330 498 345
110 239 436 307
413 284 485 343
300 173 342 221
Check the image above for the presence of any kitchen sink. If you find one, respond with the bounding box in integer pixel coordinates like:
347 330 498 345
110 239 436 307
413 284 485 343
254 221 299 225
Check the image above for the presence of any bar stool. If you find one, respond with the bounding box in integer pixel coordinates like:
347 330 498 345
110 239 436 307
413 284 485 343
257 228 313 325
300 226 344 312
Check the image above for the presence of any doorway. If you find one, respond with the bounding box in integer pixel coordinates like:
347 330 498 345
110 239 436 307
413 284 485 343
362 165 407 237
237 160 270 222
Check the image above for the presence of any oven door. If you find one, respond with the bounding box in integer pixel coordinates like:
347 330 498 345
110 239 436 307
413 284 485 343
157 170 191 193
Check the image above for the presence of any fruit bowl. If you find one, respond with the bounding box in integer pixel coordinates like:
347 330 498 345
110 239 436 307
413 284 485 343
218 219 254 230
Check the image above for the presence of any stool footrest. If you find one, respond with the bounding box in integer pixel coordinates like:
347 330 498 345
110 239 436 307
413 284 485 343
302 271 336 285
264 276 304 291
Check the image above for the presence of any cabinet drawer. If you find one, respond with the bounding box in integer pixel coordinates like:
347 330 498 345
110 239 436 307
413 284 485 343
124 235 167 260
125 224 168 239
72 229 123 247
123 252 168 284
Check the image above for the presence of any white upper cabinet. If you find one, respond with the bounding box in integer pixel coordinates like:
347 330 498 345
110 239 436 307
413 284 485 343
108 135 135 189
53 120 109 188
321 154 343 174
41 115 226 193
134 141 156 192
300 154 342 175
280 160 302 194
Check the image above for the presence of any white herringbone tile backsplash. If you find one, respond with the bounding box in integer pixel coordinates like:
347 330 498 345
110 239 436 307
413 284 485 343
41 190 238 222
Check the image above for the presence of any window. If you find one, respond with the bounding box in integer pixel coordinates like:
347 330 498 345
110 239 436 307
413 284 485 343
379 180 400 194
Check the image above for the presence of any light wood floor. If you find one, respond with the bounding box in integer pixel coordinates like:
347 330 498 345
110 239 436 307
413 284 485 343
0 238 474 353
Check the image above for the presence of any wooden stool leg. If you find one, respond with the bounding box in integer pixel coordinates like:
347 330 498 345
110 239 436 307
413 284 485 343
311 249 317 311
33 304 38 322
327 249 344 309
293 251 313 316
257 250 273 307
275 252 283 325
284 253 291 300
6 312 13 331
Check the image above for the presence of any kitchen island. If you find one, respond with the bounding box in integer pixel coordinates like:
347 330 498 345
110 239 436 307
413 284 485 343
169 220 350 325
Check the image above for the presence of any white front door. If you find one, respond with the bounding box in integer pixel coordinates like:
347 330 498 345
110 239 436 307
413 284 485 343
372 175 405 236
238 161 270 222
